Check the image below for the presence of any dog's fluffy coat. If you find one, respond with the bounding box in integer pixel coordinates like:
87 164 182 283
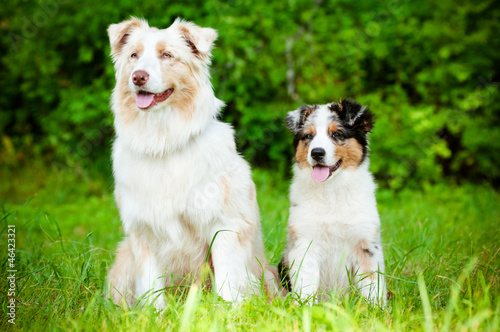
281 100 386 305
106 17 278 309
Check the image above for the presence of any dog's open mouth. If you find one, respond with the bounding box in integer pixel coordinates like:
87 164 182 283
311 159 342 182
136 88 174 109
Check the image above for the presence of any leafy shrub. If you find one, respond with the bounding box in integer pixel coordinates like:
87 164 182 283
0 0 498 188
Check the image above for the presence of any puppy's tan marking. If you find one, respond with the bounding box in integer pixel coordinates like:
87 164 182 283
336 138 363 169
295 125 316 169
328 122 339 134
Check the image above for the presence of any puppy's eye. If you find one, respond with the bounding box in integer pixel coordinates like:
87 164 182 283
163 52 172 59
131 52 138 59
332 132 344 140
303 133 313 140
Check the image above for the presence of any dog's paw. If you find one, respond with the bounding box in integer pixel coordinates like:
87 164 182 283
152 295 166 313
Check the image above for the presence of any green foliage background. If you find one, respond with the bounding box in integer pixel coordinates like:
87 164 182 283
1 0 499 188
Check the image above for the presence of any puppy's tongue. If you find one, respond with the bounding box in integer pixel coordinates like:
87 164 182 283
312 166 330 182
136 93 154 109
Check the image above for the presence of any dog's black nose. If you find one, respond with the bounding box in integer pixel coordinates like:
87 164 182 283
311 148 325 161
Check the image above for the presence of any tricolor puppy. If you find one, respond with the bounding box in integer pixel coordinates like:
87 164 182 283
106 17 279 309
280 99 386 305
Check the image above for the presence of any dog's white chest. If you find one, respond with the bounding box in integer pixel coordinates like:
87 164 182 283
112 142 220 237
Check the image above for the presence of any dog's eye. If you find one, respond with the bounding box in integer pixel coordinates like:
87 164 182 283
332 132 344 140
303 133 313 140
130 53 138 59
163 52 172 59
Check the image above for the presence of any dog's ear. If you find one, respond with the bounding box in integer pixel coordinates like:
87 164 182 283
108 17 148 59
286 108 302 134
339 99 374 133
173 18 217 59
286 105 314 134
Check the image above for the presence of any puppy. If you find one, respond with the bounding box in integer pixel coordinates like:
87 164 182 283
106 17 279 309
280 99 386 305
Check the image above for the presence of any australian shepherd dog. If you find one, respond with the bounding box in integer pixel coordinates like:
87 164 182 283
106 17 279 309
280 99 387 305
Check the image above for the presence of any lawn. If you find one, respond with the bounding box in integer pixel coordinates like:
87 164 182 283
0 164 499 331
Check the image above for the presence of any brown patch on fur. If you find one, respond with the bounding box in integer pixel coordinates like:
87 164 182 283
288 225 299 245
179 213 199 240
133 42 144 56
336 137 364 169
237 219 255 247
162 59 199 120
221 177 231 207
328 122 339 134
295 141 309 168
156 41 166 55
107 237 136 306
249 182 256 203
295 125 316 168
355 239 375 279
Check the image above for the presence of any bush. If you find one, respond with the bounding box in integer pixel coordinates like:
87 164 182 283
1 0 499 188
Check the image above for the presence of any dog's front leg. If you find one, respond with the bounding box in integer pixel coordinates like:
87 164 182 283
107 237 136 307
131 233 166 311
288 242 320 304
210 230 258 304
353 240 386 306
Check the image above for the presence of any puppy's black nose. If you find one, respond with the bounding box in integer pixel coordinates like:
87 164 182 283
311 148 325 161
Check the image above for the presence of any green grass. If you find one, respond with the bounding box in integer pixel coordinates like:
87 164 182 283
0 164 499 331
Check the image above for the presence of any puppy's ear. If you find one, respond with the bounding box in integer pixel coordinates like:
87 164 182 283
286 108 302 134
108 17 148 59
173 18 217 59
340 99 374 133
286 105 314 134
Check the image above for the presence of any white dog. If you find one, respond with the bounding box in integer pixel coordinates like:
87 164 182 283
106 17 279 309
280 99 386 305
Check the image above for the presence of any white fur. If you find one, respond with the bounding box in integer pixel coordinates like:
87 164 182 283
306 107 337 167
283 106 387 305
106 18 279 309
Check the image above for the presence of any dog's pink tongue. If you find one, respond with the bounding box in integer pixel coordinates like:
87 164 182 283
312 166 330 182
136 93 154 109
